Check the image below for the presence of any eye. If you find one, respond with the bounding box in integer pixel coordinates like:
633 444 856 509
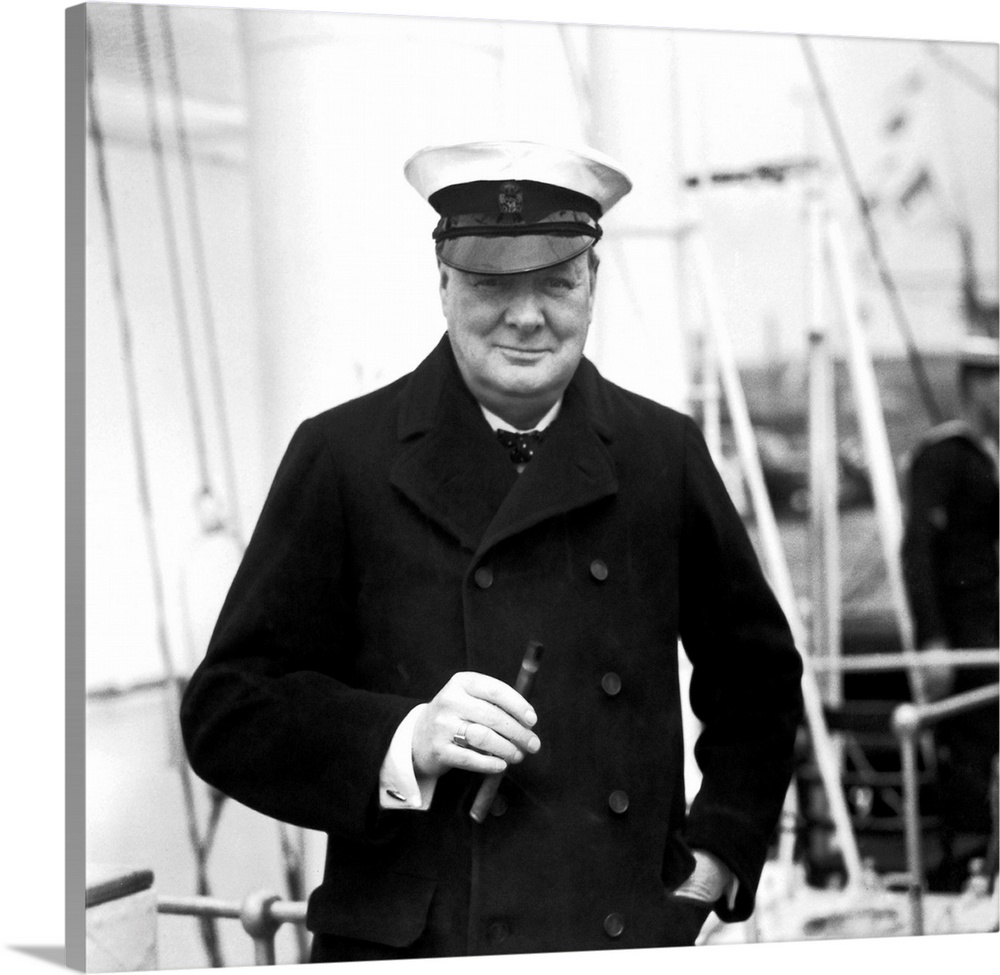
474 277 502 289
544 276 573 292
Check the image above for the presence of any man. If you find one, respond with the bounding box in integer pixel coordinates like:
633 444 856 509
901 335 999 888
181 141 804 960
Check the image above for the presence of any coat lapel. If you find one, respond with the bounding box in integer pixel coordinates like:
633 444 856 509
390 336 517 551
476 363 618 557
390 335 619 555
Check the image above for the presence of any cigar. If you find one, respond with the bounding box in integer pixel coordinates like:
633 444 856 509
470 640 544 823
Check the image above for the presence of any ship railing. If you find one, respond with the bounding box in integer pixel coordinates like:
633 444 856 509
810 647 998 934
157 891 308 965
891 681 999 936
808 647 999 675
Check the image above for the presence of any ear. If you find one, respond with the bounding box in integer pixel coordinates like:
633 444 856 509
586 261 598 317
437 260 451 312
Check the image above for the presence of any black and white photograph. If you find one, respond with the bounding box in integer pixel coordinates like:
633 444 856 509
18 1 1000 973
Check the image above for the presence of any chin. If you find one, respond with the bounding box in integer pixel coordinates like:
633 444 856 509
485 373 549 400
493 363 548 388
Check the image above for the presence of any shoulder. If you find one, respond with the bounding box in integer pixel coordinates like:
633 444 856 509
909 421 981 470
297 372 411 447
578 357 694 436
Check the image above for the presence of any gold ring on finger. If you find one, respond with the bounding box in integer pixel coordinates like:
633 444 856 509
452 723 490 755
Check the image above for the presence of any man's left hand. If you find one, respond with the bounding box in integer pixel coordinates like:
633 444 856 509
671 850 733 905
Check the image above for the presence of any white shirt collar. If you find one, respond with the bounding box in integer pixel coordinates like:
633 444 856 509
480 398 562 434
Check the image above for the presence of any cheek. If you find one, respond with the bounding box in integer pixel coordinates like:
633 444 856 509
448 312 494 369
552 301 591 350
454 293 497 333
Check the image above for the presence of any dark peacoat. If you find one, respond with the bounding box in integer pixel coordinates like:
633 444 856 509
180 333 804 959
902 420 999 656
901 421 999 840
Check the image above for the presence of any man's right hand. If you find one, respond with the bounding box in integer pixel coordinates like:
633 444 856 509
411 672 541 778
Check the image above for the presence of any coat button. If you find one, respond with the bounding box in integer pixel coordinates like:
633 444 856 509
604 913 625 938
474 566 494 589
590 559 609 581
601 672 622 696
490 794 509 817
487 920 510 945
608 790 629 814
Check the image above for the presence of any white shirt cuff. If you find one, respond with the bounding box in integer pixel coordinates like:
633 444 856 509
675 849 739 910
378 703 439 810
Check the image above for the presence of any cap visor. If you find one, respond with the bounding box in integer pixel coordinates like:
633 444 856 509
438 234 594 275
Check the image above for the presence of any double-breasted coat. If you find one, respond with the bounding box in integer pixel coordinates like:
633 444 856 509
180 334 804 960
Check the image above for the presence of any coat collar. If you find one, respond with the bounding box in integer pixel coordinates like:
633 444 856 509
390 334 618 554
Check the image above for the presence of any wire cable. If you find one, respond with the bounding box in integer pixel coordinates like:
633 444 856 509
88 16 224 968
158 4 245 542
153 11 309 959
925 42 999 104
131 4 215 497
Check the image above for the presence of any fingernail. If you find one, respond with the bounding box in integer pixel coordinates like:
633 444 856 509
528 735 540 752
526 710 537 726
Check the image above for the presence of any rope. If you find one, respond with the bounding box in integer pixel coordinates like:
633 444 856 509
131 5 214 498
121 7 232 962
86 29 179 715
138 10 309 960
799 36 943 426
924 42 1000 104
157 5 245 542
88 17 224 968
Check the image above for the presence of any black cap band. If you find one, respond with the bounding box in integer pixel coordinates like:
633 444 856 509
433 220 602 242
428 178 604 274
428 179 603 221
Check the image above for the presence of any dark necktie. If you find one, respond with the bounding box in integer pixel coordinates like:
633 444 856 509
496 428 544 466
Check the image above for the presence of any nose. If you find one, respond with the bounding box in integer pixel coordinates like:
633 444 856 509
504 289 545 331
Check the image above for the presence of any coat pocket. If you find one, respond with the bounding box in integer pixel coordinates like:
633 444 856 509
660 832 698 891
661 892 712 947
306 867 437 948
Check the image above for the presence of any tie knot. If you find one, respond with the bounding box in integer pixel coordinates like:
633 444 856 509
496 428 544 465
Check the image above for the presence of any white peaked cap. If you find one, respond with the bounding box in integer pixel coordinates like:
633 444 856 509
404 140 633 216
403 140 632 274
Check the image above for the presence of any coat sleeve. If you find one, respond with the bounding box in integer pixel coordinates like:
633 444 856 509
675 416 804 921
901 443 951 646
180 418 421 842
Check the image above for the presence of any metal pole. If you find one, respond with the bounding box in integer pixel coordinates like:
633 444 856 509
688 228 864 886
157 895 241 919
253 935 275 966
892 684 999 936
240 891 281 966
775 783 801 884
908 684 1000 727
158 892 310 963
702 334 723 462
806 182 843 707
824 218 927 713
810 648 999 673
894 705 925 935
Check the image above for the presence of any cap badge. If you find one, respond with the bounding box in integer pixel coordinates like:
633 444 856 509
498 181 523 217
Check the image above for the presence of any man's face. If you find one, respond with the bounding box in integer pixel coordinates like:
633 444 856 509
439 252 595 426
